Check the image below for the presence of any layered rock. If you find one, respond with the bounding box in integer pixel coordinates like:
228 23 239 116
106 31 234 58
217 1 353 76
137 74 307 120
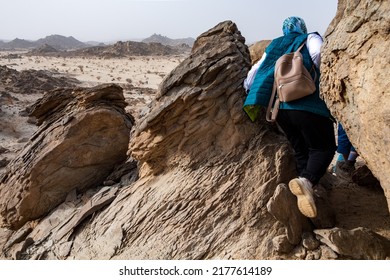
1 17 389 260
321 0 390 209
248 40 271 64
315 227 390 260
0 20 301 259
0 84 133 229
0 65 79 94
64 41 190 58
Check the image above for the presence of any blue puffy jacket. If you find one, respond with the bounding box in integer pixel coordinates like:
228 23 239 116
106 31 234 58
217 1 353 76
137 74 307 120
243 32 332 122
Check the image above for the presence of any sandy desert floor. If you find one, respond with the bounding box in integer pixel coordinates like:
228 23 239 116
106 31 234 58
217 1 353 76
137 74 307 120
0 51 183 88
0 51 184 169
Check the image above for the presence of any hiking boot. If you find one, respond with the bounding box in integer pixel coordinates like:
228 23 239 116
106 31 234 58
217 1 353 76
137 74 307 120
288 177 317 218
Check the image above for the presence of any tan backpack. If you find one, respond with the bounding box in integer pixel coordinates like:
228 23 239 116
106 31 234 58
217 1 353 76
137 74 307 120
266 41 317 122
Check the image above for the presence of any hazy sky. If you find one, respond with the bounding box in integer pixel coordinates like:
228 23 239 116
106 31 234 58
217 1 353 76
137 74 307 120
1 0 338 43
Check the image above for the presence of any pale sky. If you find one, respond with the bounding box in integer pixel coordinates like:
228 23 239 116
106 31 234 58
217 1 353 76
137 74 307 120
0 0 338 43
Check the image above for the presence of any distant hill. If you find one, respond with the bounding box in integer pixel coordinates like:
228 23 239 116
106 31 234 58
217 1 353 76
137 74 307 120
29 44 59 55
70 40 191 58
142 34 195 47
35 35 88 50
0 34 195 51
0 35 89 50
1 38 37 49
0 34 192 56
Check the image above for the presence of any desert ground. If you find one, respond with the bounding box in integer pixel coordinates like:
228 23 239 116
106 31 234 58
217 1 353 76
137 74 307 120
0 51 183 88
0 51 184 168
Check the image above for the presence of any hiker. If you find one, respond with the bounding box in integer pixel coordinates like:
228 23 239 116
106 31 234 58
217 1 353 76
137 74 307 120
335 123 358 174
243 16 336 218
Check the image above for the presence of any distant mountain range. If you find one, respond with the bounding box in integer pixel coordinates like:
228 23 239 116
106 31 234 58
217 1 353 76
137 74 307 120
0 34 195 51
0 35 89 50
70 40 191 58
142 34 195 47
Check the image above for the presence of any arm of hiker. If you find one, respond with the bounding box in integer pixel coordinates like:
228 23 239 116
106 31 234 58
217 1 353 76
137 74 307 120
307 33 323 69
243 52 267 92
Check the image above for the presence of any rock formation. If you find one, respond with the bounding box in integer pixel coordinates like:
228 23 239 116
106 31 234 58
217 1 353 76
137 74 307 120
1 17 390 260
248 40 271 64
0 84 133 229
142 33 195 47
0 20 302 259
321 0 390 210
63 41 190 58
0 65 79 94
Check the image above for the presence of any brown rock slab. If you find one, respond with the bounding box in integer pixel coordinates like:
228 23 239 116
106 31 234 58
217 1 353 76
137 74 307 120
0 84 133 230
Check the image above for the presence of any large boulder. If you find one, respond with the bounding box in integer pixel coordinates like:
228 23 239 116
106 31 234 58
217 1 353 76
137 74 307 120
3 18 388 260
0 84 133 229
0 21 300 259
248 40 271 64
321 0 390 210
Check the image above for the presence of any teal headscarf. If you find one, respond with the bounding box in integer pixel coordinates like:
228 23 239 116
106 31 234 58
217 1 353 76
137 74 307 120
282 16 307 35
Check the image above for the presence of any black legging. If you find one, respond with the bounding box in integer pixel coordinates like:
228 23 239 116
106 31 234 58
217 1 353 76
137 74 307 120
276 109 336 185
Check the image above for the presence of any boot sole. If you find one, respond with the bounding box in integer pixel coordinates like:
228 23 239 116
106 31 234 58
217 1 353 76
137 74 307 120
289 179 317 218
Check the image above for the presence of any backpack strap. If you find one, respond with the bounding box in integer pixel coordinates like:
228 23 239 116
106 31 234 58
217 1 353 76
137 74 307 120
266 81 280 122
296 41 306 52
297 40 318 82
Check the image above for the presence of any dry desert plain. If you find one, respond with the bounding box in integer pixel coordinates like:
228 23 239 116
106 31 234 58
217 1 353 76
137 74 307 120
0 51 185 166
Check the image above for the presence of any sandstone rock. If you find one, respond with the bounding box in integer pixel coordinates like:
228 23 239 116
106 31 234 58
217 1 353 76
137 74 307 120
0 65 79 94
306 249 321 260
248 40 271 64
272 234 294 254
66 41 190 58
130 20 254 176
311 184 336 229
0 84 133 230
319 245 339 260
302 232 320 251
0 21 299 260
352 164 381 188
315 227 390 259
321 0 390 210
2 13 388 260
54 186 119 241
292 245 306 259
267 184 312 245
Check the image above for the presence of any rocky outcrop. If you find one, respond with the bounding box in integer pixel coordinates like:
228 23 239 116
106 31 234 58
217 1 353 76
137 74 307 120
29 44 59 55
64 41 190 58
315 227 390 260
0 84 133 229
0 65 79 94
248 40 271 64
142 33 195 47
321 0 390 210
1 19 390 260
0 20 301 260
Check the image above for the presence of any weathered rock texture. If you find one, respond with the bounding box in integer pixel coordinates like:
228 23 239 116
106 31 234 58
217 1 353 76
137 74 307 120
0 20 302 260
321 0 390 209
0 84 133 229
1 19 390 260
113 20 299 259
248 40 271 64
0 65 79 94
315 227 390 260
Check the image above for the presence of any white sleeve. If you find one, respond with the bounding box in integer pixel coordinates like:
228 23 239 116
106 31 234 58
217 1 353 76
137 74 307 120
306 33 323 69
244 52 267 92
